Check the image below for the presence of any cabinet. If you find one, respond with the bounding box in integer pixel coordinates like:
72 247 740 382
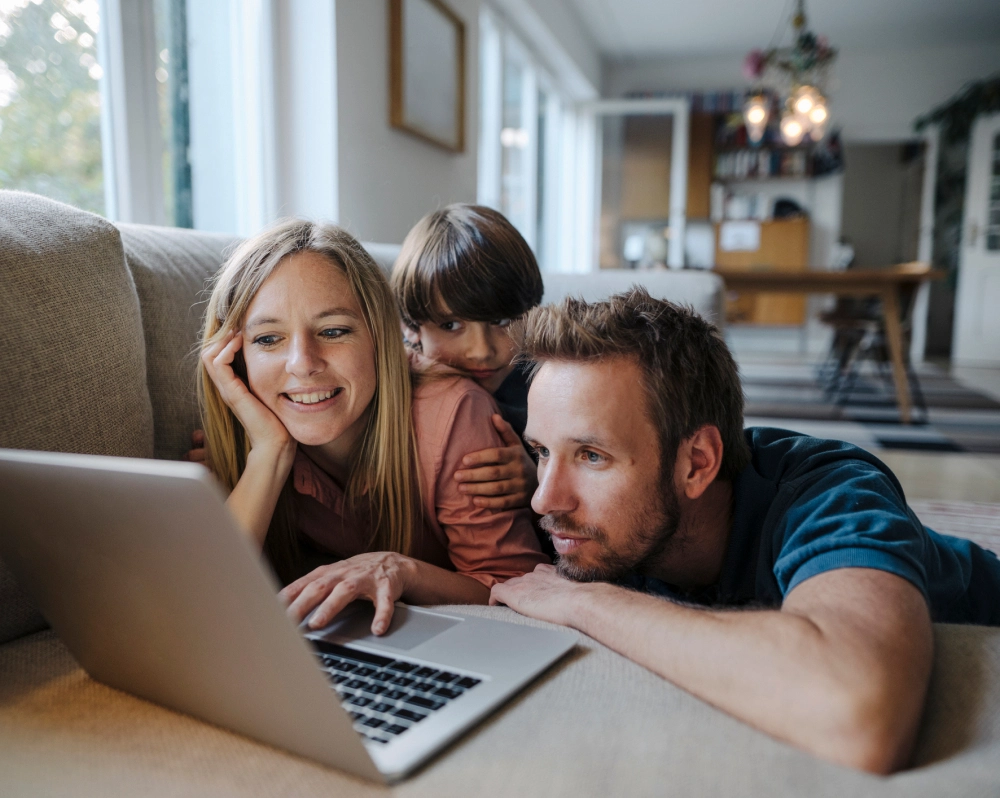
714 218 810 324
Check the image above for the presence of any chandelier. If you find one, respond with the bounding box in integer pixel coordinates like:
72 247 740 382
742 0 837 146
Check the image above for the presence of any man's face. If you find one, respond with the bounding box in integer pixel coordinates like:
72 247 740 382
524 358 679 582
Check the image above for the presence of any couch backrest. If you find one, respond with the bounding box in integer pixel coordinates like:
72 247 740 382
119 224 239 460
542 269 725 325
0 191 155 644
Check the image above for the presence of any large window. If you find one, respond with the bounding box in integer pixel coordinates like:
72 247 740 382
0 0 191 225
0 0 105 214
478 6 598 273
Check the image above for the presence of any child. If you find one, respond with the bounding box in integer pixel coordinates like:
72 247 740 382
391 204 544 518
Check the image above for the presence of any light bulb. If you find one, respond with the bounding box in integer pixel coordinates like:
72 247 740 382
747 106 766 125
809 104 828 124
781 115 804 146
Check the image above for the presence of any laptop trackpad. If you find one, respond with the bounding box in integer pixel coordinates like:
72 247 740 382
311 603 461 651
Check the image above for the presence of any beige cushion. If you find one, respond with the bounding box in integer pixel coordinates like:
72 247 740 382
0 191 154 645
0 609 998 796
119 224 238 460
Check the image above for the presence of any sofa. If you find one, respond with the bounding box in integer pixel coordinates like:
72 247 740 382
1 190 999 796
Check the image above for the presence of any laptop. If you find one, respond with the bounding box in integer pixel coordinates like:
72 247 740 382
0 448 576 783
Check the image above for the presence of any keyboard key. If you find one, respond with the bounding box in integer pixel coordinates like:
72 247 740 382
456 677 481 689
384 724 409 735
312 640 394 667
388 661 418 673
391 677 415 688
345 679 367 690
372 670 394 682
372 702 395 713
361 684 387 696
349 711 365 721
433 687 463 700
349 696 373 708
405 695 445 711
414 667 439 679
434 672 458 684
330 662 356 673
354 666 378 678
384 689 407 700
393 708 427 723
369 737 390 744
362 717 385 729
330 674 349 685
414 681 437 693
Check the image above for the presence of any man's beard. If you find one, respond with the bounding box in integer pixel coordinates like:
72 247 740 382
540 486 681 583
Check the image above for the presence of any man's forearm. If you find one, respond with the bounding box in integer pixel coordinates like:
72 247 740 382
565 579 927 773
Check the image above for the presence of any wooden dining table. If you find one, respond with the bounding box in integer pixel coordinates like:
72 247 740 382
712 262 945 424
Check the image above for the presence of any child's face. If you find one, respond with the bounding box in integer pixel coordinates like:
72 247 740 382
411 314 517 394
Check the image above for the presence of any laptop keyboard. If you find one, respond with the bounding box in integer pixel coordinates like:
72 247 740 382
310 640 483 745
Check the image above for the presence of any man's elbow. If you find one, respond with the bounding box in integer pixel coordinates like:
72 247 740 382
819 686 923 775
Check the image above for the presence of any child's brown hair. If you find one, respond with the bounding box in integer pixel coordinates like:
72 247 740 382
392 204 544 329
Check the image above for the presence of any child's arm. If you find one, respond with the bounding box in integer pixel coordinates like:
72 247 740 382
452 414 538 510
182 429 211 467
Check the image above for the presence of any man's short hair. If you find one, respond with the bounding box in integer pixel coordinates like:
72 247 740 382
392 204 544 329
515 287 751 482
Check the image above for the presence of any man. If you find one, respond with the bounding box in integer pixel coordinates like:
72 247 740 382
490 288 1000 775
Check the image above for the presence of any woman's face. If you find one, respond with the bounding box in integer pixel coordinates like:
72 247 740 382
241 251 377 451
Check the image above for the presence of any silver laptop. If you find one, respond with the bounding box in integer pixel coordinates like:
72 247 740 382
0 448 575 783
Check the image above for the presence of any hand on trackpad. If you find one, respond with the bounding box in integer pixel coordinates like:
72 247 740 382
307 602 461 651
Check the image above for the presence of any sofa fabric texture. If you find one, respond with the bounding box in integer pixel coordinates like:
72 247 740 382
119 223 238 460
0 192 155 645
1 609 998 797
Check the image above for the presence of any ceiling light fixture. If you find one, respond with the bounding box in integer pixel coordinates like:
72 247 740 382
742 0 837 146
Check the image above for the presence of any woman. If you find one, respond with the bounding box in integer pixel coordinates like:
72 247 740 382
199 219 547 636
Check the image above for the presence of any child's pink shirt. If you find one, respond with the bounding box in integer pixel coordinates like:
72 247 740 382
290 373 548 588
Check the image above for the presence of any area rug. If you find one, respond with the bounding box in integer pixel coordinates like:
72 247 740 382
740 361 1000 454
910 500 1000 555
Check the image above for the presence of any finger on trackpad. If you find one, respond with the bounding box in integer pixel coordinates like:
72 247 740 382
308 602 461 650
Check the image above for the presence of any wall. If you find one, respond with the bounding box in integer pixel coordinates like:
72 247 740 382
334 0 482 245
603 42 1000 142
840 143 923 267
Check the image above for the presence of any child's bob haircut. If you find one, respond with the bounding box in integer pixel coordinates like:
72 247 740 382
392 204 544 329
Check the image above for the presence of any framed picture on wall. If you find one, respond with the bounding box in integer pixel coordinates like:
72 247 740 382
389 0 466 152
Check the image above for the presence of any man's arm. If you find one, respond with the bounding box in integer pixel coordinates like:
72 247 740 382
490 564 933 774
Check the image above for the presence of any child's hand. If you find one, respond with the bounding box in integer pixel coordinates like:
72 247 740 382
453 414 538 511
182 429 212 469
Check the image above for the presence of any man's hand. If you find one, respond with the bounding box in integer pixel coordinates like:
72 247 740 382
279 552 416 635
489 563 590 627
453 414 538 510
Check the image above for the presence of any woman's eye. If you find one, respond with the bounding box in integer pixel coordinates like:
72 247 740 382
252 334 279 347
492 318 512 328
440 320 463 332
320 327 349 339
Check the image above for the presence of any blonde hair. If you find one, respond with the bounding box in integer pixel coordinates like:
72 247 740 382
197 219 422 580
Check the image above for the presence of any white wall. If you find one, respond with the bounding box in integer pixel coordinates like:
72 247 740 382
334 0 482 245
604 42 1000 142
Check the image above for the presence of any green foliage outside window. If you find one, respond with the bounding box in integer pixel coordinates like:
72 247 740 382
0 0 104 215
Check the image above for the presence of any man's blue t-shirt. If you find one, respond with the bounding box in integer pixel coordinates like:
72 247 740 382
623 427 1000 625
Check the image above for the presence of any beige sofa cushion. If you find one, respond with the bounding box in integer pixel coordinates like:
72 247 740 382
119 224 238 460
0 191 154 645
0 610 998 796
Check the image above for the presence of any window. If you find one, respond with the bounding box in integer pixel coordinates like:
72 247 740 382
478 6 590 273
0 0 105 214
0 0 191 226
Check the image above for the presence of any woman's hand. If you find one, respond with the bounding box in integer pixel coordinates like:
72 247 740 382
279 552 417 635
201 330 294 459
453 414 538 511
182 429 212 468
